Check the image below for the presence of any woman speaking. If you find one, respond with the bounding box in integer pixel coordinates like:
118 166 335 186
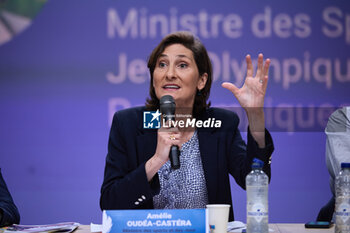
100 31 274 221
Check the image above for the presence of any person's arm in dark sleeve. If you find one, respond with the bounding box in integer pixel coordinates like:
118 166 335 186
0 169 20 227
246 127 274 180
227 114 274 189
100 112 160 210
223 53 274 188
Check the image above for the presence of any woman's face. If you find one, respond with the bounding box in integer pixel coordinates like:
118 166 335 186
153 43 207 109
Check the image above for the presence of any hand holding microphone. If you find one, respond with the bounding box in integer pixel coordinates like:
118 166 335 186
160 95 180 170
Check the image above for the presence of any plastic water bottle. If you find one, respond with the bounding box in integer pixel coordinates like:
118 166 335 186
335 163 350 233
246 158 269 233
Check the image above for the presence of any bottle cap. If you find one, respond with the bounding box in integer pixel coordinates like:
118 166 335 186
341 163 350 168
252 158 264 169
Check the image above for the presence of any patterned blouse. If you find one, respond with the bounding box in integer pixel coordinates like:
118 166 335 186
153 130 209 209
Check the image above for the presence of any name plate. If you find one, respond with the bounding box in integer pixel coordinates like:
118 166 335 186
102 209 207 233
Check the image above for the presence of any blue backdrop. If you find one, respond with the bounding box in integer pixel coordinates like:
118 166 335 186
0 0 349 225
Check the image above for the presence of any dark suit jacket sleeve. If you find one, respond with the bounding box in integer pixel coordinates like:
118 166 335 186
0 169 20 227
247 127 274 180
100 111 160 210
226 113 274 190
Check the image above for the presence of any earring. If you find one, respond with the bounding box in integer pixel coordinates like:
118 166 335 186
196 89 202 96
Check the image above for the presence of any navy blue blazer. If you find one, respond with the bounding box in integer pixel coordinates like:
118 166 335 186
100 106 274 221
0 169 20 227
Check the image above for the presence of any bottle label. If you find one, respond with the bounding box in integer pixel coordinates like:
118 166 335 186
336 202 350 223
247 203 268 222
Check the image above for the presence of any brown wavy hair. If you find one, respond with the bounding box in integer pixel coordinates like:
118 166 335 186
145 31 212 117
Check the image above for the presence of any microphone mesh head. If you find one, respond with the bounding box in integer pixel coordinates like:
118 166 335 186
160 95 176 120
160 95 175 105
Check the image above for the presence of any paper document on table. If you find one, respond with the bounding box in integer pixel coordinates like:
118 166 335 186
3 222 80 233
90 223 102 232
227 221 245 232
227 221 274 232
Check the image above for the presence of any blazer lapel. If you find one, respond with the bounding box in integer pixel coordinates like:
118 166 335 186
136 128 157 165
197 126 219 204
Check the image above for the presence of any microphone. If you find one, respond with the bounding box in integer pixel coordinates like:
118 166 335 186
160 95 180 170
